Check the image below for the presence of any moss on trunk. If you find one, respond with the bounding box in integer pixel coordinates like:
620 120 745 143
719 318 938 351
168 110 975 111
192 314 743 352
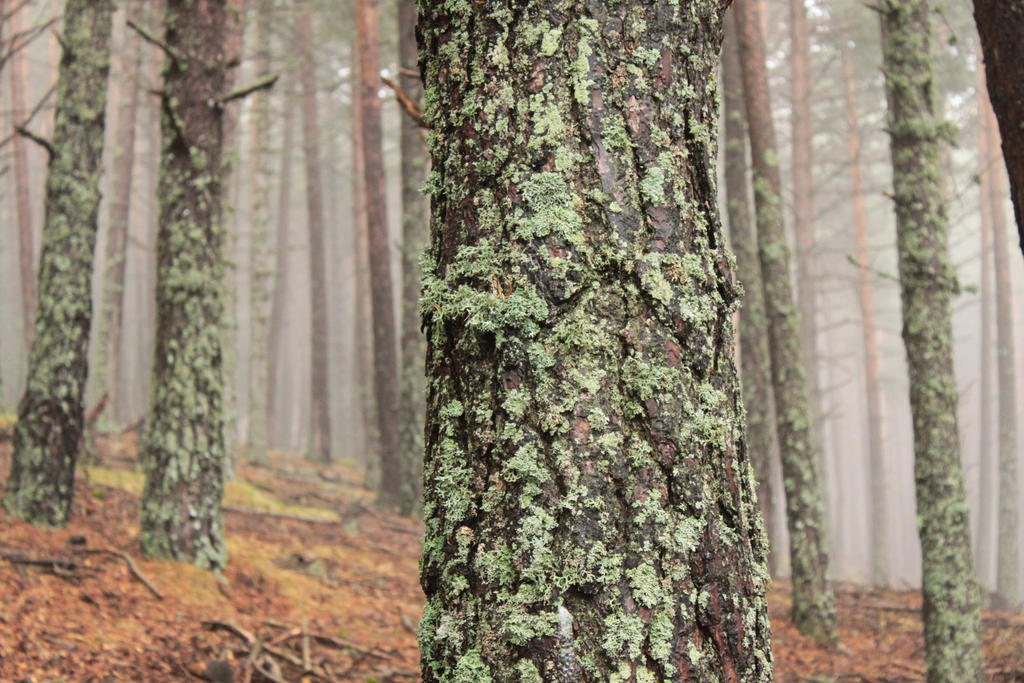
417 2 772 680
3 0 115 527
879 1 985 679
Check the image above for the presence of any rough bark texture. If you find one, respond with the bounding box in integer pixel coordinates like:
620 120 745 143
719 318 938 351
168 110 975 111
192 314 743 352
2 0 114 527
7 5 37 351
788 0 823 469
972 0 1024 256
879 2 985 679
397 0 427 517
246 0 272 464
417 2 772 680
140 0 234 570
95 1 144 425
358 0 402 512
843 52 889 587
983 100 1020 609
722 14 779 576
733 0 836 646
297 8 331 463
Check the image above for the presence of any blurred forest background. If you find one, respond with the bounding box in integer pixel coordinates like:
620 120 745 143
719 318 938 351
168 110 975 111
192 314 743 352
0 0 1022 679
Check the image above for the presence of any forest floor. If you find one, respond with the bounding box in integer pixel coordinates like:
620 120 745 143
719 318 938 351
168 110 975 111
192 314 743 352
0 432 1022 682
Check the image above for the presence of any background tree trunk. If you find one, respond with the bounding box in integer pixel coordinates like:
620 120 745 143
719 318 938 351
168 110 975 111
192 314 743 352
734 0 837 646
3 0 115 527
417 2 771 679
843 52 890 587
356 0 401 512
723 13 780 576
140 0 236 571
879 1 985 677
297 6 331 463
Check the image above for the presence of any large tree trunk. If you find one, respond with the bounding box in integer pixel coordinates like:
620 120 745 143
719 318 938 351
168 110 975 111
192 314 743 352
733 0 837 646
982 92 1021 609
879 1 985 678
94 1 144 426
140 0 237 570
972 1 1024 255
843 52 890 587
2 0 115 527
722 13 779 575
356 0 401 512
417 2 772 679
297 7 331 463
7 5 36 352
396 0 426 517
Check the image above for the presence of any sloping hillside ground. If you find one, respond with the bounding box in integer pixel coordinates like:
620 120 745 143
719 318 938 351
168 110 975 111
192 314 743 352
0 432 1021 682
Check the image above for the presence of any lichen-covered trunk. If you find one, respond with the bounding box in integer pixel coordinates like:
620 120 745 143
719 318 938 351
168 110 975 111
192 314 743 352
879 2 985 679
396 0 427 516
94 2 144 426
788 0 823 470
983 97 1020 609
733 0 837 646
723 14 779 576
417 2 772 680
297 8 332 463
267 79 294 448
2 0 114 527
7 5 37 352
140 0 234 571
246 0 273 465
843 52 889 587
972 0 1024 256
357 0 402 512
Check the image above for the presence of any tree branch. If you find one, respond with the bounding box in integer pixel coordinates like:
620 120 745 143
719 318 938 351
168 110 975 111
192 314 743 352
16 125 55 159
0 83 56 150
380 75 427 129
126 18 180 62
220 73 279 105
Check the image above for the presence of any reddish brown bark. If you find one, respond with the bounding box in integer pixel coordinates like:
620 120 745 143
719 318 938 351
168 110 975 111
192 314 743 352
972 1 1024 256
844 53 890 586
356 0 401 511
297 8 331 463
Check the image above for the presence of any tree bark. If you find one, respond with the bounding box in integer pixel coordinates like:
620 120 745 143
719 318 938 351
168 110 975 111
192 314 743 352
297 7 331 463
734 0 837 646
879 1 985 678
723 13 779 576
2 0 115 527
396 0 426 517
357 0 401 512
843 52 890 587
417 2 772 679
972 0 1024 256
139 0 237 570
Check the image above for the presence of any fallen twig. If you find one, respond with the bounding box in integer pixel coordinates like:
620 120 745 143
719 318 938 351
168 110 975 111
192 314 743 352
72 547 163 600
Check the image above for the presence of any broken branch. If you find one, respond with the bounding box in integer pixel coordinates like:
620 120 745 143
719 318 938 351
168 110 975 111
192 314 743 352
221 73 279 105
380 75 426 129
72 547 163 600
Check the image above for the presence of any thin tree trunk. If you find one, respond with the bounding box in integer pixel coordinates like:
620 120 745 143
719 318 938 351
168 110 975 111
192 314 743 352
396 0 426 517
843 52 890 587
734 0 837 646
95 1 144 426
7 5 36 351
417 2 771 678
975 66 996 587
983 94 1020 609
357 0 401 512
297 7 331 463
723 13 779 575
267 78 295 448
2 0 115 527
140 0 237 570
246 0 273 464
972 0 1024 256
879 1 985 678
